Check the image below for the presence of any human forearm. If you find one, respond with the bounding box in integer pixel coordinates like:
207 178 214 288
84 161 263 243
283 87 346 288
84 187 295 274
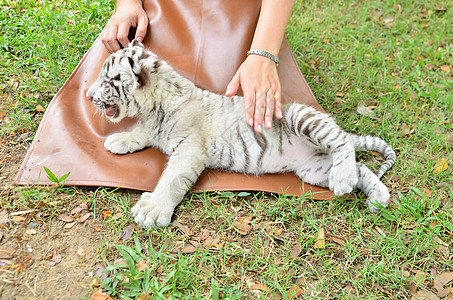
226 0 296 133
250 0 296 57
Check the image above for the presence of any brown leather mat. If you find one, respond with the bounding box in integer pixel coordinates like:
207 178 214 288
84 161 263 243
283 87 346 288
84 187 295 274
15 0 333 200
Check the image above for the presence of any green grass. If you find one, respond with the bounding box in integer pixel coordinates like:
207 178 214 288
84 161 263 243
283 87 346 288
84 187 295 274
1 0 452 299
0 0 113 133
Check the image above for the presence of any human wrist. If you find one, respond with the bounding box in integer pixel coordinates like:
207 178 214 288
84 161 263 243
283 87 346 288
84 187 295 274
247 49 280 67
116 0 143 10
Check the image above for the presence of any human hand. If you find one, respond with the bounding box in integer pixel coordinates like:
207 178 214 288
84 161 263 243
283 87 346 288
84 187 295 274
101 1 149 53
225 55 282 133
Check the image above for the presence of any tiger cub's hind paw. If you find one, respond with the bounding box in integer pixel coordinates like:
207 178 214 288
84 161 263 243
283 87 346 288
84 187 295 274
329 161 358 195
365 186 390 213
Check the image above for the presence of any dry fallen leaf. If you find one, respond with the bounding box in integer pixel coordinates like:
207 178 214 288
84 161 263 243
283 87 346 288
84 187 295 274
91 288 113 300
411 290 440 300
76 212 91 223
249 283 271 292
182 244 198 254
374 283 396 300
433 158 448 173
35 105 46 112
70 207 83 215
314 227 326 249
64 222 77 229
272 226 283 236
287 285 303 299
0 248 14 259
433 272 453 297
12 215 26 222
171 241 198 254
233 216 252 235
95 264 108 280
330 236 346 245
203 236 221 249
421 188 432 198
200 229 210 241
440 65 451 73
401 123 412 136
369 150 381 156
289 242 302 260
91 278 101 288
58 214 74 223
137 259 149 272
174 221 192 236
414 270 427 284
101 210 112 219
396 270 411 278
118 226 133 241
48 252 62 266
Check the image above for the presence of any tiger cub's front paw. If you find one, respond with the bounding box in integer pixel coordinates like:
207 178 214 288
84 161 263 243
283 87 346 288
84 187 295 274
104 132 147 154
131 192 175 227
329 161 358 195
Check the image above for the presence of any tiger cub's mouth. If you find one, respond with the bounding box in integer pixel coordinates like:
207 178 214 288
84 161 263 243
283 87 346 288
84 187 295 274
105 104 119 118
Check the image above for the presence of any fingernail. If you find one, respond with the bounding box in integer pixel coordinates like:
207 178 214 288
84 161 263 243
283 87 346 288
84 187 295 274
276 111 282 119
256 124 262 133
247 117 253 126
266 120 272 128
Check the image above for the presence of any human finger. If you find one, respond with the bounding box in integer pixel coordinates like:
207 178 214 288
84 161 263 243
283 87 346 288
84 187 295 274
274 89 282 119
243 85 256 127
135 14 149 42
117 23 131 49
264 91 276 129
225 72 240 97
253 91 267 133
102 23 122 53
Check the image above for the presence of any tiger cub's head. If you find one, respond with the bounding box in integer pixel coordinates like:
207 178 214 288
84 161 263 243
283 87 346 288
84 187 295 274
86 40 159 123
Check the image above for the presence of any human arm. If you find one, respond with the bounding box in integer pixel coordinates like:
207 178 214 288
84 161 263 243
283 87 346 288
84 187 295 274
225 0 296 133
101 0 149 53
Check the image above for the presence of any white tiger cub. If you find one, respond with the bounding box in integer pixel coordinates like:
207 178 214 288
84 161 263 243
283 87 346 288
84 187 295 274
86 40 396 228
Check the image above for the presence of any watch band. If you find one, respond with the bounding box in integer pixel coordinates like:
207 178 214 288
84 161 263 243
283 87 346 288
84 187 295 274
247 49 280 67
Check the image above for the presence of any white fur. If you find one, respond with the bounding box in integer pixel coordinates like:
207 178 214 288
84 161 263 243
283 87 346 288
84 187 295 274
86 41 395 227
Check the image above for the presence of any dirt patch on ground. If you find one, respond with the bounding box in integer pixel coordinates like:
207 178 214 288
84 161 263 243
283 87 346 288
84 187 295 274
0 218 106 299
0 133 110 299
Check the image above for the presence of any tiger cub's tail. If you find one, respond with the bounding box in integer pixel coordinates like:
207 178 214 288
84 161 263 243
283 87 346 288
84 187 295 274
350 134 396 179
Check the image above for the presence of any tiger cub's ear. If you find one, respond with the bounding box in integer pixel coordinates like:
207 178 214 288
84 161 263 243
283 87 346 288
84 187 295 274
129 39 145 49
126 56 148 88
